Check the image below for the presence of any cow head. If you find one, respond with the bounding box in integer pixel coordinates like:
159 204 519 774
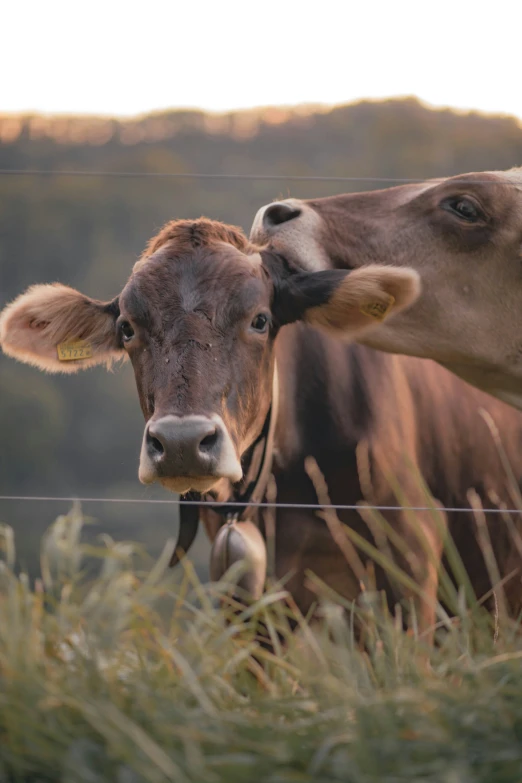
250 169 522 409
0 219 419 497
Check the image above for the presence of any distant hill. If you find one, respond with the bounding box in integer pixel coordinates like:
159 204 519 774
2 97 522 182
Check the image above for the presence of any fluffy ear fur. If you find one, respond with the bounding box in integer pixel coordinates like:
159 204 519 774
0 284 123 373
305 265 420 333
274 265 420 335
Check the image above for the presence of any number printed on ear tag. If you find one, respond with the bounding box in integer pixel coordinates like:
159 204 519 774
360 294 395 321
56 340 93 361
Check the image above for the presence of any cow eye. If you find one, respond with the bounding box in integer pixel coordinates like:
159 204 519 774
120 321 135 342
251 313 270 333
442 196 483 223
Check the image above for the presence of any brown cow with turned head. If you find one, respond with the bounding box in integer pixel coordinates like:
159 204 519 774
2 218 522 638
251 167 522 410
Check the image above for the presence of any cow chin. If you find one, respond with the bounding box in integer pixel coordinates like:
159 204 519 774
138 461 244 496
158 475 232 495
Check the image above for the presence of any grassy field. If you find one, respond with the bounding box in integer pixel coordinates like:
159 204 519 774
1 506 522 782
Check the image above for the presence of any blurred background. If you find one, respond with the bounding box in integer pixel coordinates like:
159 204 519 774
1 0 521 579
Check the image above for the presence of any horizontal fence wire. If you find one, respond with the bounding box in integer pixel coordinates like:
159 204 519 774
0 169 520 186
0 495 521 514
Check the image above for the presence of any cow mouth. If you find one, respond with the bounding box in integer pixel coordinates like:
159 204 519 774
158 475 233 495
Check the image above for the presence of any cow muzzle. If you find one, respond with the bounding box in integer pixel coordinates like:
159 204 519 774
138 414 242 494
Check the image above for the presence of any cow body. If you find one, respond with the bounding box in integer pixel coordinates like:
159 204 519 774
203 323 522 625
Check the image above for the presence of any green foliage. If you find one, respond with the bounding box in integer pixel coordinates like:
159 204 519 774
1 509 522 782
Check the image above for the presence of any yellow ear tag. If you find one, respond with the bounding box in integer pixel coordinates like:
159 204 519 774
360 294 395 321
57 340 93 361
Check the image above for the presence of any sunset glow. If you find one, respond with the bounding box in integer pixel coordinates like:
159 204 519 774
4 0 521 120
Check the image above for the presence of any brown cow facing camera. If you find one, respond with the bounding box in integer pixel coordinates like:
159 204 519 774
2 217 522 639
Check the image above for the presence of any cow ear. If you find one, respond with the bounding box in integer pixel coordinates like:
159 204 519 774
274 265 420 335
0 284 124 374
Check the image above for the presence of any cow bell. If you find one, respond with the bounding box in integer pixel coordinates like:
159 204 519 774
209 518 267 600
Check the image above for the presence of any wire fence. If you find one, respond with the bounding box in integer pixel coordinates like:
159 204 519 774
0 169 520 186
0 495 520 515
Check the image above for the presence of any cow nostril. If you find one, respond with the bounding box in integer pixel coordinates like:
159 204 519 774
149 435 164 456
264 203 301 227
199 430 218 451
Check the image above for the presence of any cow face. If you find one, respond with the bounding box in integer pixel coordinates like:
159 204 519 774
0 219 419 496
250 169 522 409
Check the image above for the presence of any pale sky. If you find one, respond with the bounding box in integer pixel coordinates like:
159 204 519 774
3 0 521 120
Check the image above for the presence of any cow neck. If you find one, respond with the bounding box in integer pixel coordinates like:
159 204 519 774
207 362 279 522
169 365 279 568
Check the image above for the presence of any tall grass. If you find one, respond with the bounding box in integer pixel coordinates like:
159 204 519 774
1 504 522 782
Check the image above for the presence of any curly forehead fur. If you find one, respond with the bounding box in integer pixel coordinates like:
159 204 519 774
134 218 257 272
